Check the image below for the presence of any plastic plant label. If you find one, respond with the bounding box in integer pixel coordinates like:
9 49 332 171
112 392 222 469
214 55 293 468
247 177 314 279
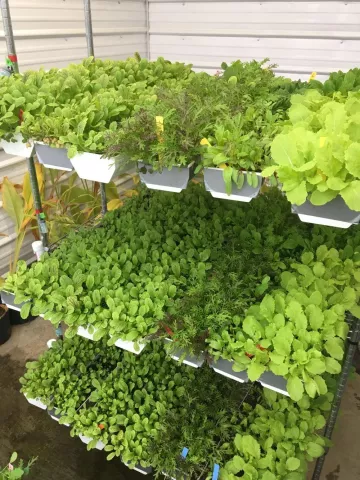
200 138 210 146
308 71 317 82
212 464 220 480
181 447 189 458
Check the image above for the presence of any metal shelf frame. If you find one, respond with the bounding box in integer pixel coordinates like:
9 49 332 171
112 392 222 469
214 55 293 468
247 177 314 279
1 1 359 479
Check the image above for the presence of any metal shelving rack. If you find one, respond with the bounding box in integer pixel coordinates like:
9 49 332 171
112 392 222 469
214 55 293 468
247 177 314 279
1 1 359 479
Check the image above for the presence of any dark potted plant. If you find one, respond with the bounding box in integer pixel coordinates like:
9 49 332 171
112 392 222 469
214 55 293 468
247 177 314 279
0 304 11 345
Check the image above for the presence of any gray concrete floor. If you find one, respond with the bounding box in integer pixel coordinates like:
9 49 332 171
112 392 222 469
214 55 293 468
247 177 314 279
1 318 360 480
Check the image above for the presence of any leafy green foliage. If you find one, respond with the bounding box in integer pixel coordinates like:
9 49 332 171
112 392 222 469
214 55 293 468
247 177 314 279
263 89 360 210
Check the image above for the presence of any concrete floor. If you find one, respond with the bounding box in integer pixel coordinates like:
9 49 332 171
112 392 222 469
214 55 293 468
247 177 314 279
1 318 360 480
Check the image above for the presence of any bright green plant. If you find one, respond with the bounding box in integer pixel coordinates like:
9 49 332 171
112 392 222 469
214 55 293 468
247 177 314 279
0 453 36 480
262 89 360 210
220 389 330 480
200 106 281 194
208 244 360 401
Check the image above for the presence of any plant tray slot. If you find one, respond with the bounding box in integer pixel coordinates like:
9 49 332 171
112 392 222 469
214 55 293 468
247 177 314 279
79 435 105 450
0 291 26 312
35 142 73 171
113 337 147 354
204 168 262 202
24 393 47 410
258 371 289 396
70 152 117 183
0 134 34 158
211 358 248 383
138 162 194 193
292 197 360 229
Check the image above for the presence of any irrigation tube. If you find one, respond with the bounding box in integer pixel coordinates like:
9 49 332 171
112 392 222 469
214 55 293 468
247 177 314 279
311 315 360 480
0 0 19 73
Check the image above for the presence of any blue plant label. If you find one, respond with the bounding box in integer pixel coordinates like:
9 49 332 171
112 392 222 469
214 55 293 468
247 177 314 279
181 447 189 459
212 464 220 480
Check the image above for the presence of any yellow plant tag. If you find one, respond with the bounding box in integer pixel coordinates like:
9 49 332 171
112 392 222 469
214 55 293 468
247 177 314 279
308 72 317 82
155 116 164 136
319 136 326 148
200 138 210 146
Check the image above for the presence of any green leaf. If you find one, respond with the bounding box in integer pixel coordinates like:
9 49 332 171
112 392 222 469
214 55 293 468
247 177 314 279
20 302 31 319
307 442 324 458
287 376 304 401
305 358 326 375
223 167 233 196
325 357 341 374
286 457 300 471
345 142 360 177
287 181 308 205
324 338 344 361
310 189 337 206
10 452 18 463
93 328 106 341
247 362 266 382
340 180 360 211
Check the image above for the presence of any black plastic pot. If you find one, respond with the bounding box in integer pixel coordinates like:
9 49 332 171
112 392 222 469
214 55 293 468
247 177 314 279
0 305 12 345
9 309 36 326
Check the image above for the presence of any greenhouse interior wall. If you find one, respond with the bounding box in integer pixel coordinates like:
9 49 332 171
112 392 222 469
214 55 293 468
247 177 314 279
0 0 147 274
1 0 360 272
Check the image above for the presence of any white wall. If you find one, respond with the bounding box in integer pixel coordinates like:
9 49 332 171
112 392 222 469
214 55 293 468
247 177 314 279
0 0 146 275
149 1 360 82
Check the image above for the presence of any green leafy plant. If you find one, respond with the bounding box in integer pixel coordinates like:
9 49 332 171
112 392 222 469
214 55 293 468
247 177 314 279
0 452 36 479
263 89 360 210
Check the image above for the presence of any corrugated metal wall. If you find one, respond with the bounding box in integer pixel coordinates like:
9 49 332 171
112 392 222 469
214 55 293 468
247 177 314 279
0 0 146 275
149 0 360 82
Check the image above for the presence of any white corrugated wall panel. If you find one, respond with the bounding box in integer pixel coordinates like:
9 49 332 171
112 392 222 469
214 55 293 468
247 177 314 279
0 0 146 275
149 1 360 78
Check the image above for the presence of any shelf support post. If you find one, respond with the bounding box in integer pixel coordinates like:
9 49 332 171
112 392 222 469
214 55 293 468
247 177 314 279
83 0 107 215
0 0 19 73
311 314 360 480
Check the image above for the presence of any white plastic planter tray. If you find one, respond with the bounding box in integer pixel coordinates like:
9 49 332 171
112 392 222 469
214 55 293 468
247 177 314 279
138 162 194 193
47 409 70 427
24 393 47 410
0 133 34 158
204 168 262 202
0 290 27 312
70 152 117 183
77 326 146 354
113 337 147 354
165 339 205 368
79 434 105 451
211 359 248 383
124 462 152 475
258 371 289 396
35 142 73 171
292 197 360 229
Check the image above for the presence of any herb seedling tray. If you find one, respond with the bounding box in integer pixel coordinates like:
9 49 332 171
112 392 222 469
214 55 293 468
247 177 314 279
0 290 27 312
204 168 262 202
0 133 34 158
211 358 248 383
292 197 360 229
76 326 146 354
138 162 194 193
164 339 205 368
35 142 73 171
70 152 117 183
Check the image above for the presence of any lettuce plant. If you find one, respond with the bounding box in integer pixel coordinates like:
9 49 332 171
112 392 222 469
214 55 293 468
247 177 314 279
263 90 360 211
